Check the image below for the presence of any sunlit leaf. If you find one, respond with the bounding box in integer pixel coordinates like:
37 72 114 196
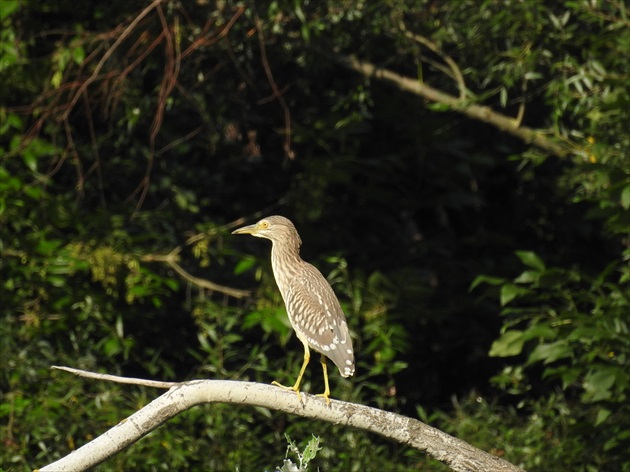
582 367 616 402
0 0 20 20
527 340 572 365
489 330 525 357
469 275 506 291
514 270 540 284
620 184 630 210
515 251 546 271
234 257 256 275
595 407 611 426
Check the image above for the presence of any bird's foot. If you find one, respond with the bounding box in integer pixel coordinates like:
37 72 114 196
316 392 331 406
272 380 302 402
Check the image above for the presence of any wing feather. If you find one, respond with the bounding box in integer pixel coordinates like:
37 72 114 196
285 262 355 377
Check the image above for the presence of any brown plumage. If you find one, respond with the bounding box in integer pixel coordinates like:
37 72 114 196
232 215 355 403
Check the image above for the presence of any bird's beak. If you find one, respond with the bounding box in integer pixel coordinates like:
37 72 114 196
231 223 258 235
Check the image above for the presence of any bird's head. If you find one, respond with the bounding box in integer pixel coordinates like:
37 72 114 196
232 215 302 247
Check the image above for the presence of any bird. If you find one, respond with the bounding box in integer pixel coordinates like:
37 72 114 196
232 215 355 404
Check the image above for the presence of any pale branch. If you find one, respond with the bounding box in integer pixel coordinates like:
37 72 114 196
140 212 289 299
141 250 250 299
335 54 571 158
398 21 468 99
166 258 249 297
51 366 178 388
38 367 524 472
510 76 530 128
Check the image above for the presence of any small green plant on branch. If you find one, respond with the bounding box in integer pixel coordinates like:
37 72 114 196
276 434 322 472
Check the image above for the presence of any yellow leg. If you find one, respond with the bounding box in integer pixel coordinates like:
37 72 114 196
316 355 331 406
273 343 310 402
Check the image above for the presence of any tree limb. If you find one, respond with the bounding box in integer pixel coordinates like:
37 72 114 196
334 53 571 158
142 251 251 298
398 21 468 99
51 365 178 388
38 367 524 472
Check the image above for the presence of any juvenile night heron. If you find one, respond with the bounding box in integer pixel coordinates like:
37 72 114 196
232 215 355 404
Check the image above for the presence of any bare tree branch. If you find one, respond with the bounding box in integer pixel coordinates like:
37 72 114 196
140 211 287 300
38 367 525 472
141 250 251 299
61 0 165 120
399 21 468 99
51 366 178 388
333 53 572 158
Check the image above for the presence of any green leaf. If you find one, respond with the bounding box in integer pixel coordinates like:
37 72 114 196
514 270 541 284
302 435 321 464
0 0 20 20
0 112 23 134
426 102 452 112
560 367 580 390
469 274 506 291
72 45 85 65
46 275 66 287
582 367 616 402
500 283 531 305
595 407 612 426
197 332 210 351
47 255 75 275
23 151 38 172
127 285 151 298
489 330 526 357
103 337 122 356
115 315 124 338
515 250 546 271
51 70 63 88
621 184 630 210
521 323 557 341
234 257 255 275
542 365 579 388
164 278 179 291
527 340 572 365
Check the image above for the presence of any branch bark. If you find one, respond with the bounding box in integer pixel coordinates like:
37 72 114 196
334 53 571 159
142 251 251 298
38 367 524 472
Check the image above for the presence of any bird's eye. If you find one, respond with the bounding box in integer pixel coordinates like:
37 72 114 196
259 220 269 229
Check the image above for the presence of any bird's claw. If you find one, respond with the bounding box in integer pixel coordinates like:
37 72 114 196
272 380 303 403
316 392 331 406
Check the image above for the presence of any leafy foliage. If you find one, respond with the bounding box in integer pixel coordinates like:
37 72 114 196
472 251 630 469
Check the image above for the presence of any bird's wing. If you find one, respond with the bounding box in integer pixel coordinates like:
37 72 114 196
286 263 355 377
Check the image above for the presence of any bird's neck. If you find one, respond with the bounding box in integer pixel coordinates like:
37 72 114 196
270 240 302 295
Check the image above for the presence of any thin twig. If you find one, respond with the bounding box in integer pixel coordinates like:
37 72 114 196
254 15 294 160
62 0 165 120
156 125 204 156
181 6 245 59
513 79 528 127
141 251 251 299
52 366 179 388
400 21 468 99
130 4 181 215
63 117 84 198
82 90 106 206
